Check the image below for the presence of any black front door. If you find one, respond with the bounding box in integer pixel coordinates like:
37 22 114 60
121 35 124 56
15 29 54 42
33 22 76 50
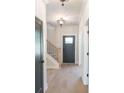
63 36 75 63
35 17 44 93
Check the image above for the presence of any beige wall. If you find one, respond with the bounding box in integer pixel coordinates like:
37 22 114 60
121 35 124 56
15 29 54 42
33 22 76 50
35 0 48 92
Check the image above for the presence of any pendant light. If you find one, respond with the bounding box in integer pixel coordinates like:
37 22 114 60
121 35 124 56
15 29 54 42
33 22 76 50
57 18 65 27
60 0 69 6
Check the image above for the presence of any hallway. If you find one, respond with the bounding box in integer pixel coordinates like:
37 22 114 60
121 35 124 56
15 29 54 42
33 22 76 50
45 64 88 93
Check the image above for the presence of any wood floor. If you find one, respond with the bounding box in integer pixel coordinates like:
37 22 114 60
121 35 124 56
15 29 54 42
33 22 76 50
45 64 88 93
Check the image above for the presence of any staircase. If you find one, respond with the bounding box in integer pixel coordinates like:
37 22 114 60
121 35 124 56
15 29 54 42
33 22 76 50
47 40 61 69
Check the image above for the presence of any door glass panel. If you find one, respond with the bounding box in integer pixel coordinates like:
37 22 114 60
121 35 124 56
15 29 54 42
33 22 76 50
65 37 73 44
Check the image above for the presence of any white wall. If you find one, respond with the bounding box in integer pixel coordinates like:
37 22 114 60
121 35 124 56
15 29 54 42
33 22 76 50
82 26 89 85
47 24 57 46
55 25 79 64
35 0 48 92
78 29 84 65
79 0 89 85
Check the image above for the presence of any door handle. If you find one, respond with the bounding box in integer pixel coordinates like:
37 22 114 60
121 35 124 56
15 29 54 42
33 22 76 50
87 52 89 56
41 60 44 63
87 74 89 77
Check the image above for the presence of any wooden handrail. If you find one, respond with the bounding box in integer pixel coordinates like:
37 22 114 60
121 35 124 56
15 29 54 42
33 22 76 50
47 40 61 64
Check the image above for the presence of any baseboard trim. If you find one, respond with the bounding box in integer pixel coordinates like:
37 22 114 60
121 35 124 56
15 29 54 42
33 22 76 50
47 65 59 69
81 76 88 85
44 82 48 93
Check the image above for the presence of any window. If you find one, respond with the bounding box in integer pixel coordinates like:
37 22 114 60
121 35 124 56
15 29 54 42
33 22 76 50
65 37 73 44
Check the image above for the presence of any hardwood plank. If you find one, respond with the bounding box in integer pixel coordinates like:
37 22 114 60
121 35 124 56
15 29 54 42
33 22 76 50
45 64 88 93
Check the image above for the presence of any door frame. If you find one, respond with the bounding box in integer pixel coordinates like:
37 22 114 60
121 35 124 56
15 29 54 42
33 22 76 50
61 34 77 64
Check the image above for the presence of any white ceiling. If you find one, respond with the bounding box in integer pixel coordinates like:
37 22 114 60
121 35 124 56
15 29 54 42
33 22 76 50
46 0 83 26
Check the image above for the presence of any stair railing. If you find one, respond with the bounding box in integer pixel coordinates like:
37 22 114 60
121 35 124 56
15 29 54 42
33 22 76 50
47 40 61 63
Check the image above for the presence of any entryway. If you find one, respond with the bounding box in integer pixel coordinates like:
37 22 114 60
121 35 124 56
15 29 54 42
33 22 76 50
63 36 75 63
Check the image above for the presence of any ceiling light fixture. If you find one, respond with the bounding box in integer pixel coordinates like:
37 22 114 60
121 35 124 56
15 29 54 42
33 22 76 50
60 0 69 6
57 18 65 27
